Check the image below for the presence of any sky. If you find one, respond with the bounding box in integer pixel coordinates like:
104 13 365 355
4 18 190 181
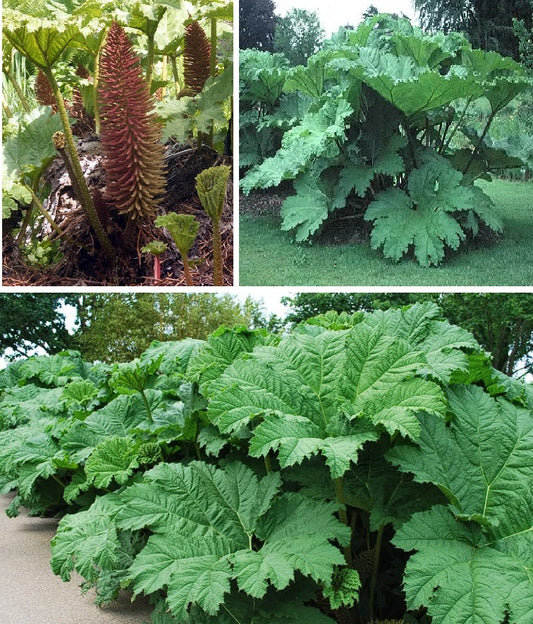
274 0 418 35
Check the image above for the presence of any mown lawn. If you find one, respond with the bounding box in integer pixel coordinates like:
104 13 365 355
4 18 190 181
239 179 533 287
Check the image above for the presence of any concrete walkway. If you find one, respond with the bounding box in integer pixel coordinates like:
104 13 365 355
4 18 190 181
0 494 153 624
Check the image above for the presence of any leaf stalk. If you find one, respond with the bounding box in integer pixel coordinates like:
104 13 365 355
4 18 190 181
45 69 116 260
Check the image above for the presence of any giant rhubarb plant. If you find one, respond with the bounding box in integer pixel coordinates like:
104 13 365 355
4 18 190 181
99 21 167 230
2 9 115 260
240 15 532 266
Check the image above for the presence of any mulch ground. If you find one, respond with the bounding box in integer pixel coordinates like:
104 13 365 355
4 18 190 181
2 138 233 287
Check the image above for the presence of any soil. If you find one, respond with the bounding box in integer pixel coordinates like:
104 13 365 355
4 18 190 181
2 137 233 287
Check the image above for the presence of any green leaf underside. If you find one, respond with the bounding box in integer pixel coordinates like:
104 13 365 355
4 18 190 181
241 97 353 193
3 10 81 69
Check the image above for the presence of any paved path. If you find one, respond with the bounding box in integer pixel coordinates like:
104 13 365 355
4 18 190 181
0 494 153 624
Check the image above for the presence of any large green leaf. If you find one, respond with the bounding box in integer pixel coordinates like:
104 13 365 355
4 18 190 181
337 46 483 116
187 326 278 395
284 53 329 98
4 107 63 177
388 385 533 532
365 154 502 266
333 133 407 209
389 384 533 623
83 395 144 435
208 321 447 477
84 435 140 488
280 173 331 241
240 49 290 108
117 461 348 618
3 9 81 69
389 32 457 69
345 447 445 531
241 96 353 193
141 338 205 375
365 187 464 266
393 505 533 624
461 48 531 113
51 492 123 582
20 351 87 386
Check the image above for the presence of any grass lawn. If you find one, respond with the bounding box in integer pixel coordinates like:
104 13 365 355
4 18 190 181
239 179 533 287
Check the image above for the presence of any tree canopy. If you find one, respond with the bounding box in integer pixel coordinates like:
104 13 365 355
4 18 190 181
0 294 76 360
75 293 269 362
414 0 533 60
240 0 277 50
273 8 324 66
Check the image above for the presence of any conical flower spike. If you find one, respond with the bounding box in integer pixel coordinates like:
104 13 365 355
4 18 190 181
99 21 167 223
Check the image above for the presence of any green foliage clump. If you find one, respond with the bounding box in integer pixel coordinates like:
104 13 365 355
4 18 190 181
240 15 533 266
1 304 532 623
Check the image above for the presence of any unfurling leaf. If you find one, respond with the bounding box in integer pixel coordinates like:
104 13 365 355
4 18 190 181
155 213 199 258
195 165 231 222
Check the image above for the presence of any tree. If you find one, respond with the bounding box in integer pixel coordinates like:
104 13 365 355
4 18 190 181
240 0 277 51
362 5 379 21
74 293 270 362
273 9 324 66
439 293 533 378
414 0 533 60
513 1 533 70
281 293 533 379
0 294 76 360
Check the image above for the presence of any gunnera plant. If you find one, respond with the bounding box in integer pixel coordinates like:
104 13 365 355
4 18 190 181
99 21 167 235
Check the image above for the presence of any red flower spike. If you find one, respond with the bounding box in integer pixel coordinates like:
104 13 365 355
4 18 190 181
35 69 57 111
183 21 211 95
98 21 166 221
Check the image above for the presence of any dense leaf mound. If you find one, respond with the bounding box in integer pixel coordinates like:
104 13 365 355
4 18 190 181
1 304 532 623
240 15 532 266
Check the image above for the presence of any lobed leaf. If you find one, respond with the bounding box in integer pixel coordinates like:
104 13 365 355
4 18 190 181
118 461 347 618
209 321 447 477
388 385 533 534
84 436 140 488
393 505 533 624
